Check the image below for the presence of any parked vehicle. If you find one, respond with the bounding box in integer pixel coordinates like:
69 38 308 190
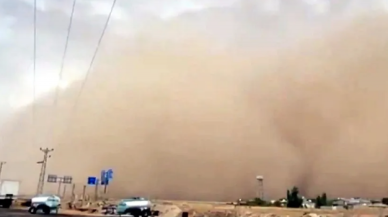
0 180 19 196
0 180 19 209
117 197 152 217
28 194 61 215
0 194 13 208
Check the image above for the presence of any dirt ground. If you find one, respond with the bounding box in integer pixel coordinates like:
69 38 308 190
11 199 388 217
0 208 103 217
159 201 388 217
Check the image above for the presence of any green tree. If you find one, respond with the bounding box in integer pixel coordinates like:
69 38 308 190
321 193 328 206
315 195 322 208
315 193 328 208
286 186 303 208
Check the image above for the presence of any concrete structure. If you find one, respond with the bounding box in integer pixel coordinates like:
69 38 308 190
255 175 264 199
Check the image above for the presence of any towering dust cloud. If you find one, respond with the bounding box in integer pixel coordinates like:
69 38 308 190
1 6 388 200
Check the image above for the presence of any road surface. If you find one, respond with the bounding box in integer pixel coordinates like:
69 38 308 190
0 208 103 216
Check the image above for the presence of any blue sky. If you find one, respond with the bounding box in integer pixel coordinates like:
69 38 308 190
0 0 386 120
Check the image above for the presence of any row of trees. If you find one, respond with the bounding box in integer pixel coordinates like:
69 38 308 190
243 186 329 208
286 186 329 208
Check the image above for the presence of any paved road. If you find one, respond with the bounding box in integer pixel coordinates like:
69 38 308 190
0 208 103 216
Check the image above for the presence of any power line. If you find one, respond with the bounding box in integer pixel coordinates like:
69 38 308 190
36 148 54 194
59 0 116 140
32 0 37 146
47 0 77 144
53 0 77 106
75 0 116 104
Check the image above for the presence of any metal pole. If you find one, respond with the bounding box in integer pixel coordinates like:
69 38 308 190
82 185 86 202
103 183 107 194
36 148 54 194
71 184 75 201
62 184 67 198
0 161 6 180
257 181 260 198
260 179 264 200
95 179 99 201
57 178 62 196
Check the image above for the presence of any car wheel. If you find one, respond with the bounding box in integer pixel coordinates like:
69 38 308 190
126 208 140 217
29 207 37 214
143 209 151 217
42 206 51 215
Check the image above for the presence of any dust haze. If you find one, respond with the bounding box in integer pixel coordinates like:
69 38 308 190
1 2 388 200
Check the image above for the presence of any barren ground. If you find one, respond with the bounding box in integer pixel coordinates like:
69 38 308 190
158 201 387 217
9 199 388 217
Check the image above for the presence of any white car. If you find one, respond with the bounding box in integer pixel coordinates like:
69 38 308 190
28 194 61 215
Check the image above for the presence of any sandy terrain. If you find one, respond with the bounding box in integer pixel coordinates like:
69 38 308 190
0 208 102 217
8 199 388 217
159 201 387 217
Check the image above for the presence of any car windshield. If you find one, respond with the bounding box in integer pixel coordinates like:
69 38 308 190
32 196 49 201
35 194 56 198
122 197 146 201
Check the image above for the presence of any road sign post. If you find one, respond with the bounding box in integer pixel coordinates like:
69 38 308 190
57 177 63 196
87 176 99 201
82 185 86 202
71 184 75 201
47 174 72 197
87 169 113 200
101 169 113 194
63 185 67 198
95 178 99 201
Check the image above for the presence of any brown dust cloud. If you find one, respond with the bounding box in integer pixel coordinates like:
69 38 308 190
1 4 388 201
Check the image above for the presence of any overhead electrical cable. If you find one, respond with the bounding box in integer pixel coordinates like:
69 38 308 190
58 0 117 143
53 0 77 106
47 0 77 143
75 0 117 103
32 0 37 146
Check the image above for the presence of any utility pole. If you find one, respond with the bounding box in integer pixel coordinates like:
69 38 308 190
0 161 6 180
36 147 54 194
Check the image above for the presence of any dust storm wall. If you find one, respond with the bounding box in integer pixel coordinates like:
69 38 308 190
1 10 388 200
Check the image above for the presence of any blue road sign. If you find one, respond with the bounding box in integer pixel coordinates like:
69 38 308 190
101 170 105 179
87 177 97 185
106 169 113 179
101 179 109 185
100 169 113 185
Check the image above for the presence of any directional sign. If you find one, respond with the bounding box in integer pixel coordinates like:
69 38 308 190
106 169 113 179
63 176 73 184
100 170 106 181
100 169 113 185
101 171 108 185
47 174 58 183
87 176 97 185
101 178 109 185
